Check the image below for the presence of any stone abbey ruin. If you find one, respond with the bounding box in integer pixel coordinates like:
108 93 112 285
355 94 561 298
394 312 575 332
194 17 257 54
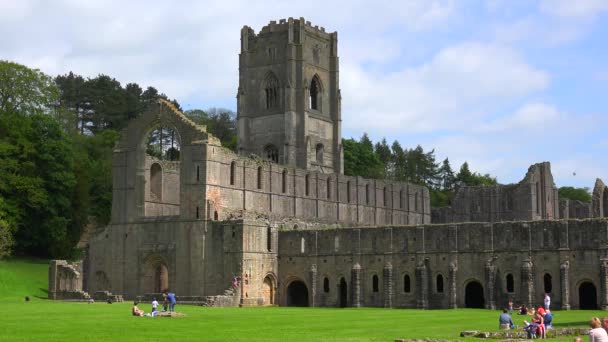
50 18 608 310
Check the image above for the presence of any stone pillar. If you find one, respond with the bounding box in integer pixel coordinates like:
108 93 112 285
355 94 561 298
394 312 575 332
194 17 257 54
415 261 428 309
560 260 570 310
485 258 497 310
449 261 458 309
383 262 393 308
520 258 534 307
601 259 608 310
309 264 317 308
351 263 361 308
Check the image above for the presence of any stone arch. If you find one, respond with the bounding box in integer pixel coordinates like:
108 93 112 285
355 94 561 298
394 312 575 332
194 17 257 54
505 273 514 293
263 71 281 110
436 274 444 293
112 99 210 222
403 273 411 293
230 161 237 185
310 74 323 111
316 143 324 164
543 272 553 293
142 255 169 294
286 278 309 307
150 163 163 201
578 280 597 309
264 144 279 163
464 279 485 308
262 273 276 305
372 274 379 292
339 277 348 307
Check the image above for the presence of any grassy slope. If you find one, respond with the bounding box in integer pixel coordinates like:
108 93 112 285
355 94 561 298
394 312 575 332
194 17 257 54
0 258 600 341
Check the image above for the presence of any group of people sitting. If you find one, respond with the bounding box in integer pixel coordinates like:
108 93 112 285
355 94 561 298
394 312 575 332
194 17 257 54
132 290 177 317
499 300 553 339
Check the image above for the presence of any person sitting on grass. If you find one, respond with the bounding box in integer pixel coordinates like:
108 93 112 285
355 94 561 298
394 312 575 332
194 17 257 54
499 308 515 330
523 320 539 339
132 302 144 317
518 304 528 315
543 309 553 330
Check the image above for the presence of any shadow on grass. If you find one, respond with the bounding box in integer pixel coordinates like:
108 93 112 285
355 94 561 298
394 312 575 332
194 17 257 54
552 321 591 327
34 288 49 300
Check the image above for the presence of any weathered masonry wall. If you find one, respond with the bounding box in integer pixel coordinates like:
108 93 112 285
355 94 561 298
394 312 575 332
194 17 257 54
277 219 608 309
205 144 431 226
144 156 180 216
432 162 559 224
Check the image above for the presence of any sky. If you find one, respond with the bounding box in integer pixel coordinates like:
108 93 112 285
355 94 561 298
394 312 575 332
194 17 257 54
1 0 607 188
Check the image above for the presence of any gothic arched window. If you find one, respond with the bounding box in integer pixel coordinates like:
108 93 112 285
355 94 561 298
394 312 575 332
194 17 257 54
310 75 321 110
265 73 280 110
316 144 324 164
264 144 279 163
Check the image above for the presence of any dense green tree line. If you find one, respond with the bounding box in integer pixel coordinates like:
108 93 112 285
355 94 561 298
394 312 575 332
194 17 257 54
343 134 497 207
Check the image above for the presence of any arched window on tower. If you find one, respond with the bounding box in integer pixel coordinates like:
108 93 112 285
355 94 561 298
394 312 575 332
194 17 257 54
264 144 279 163
265 73 280 110
316 144 324 164
310 75 321 110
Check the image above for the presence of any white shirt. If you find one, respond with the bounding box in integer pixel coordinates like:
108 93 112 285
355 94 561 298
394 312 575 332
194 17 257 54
152 300 159 308
589 328 608 342
544 295 550 307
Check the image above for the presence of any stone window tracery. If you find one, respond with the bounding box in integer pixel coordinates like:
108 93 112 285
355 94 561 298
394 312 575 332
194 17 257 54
265 73 280 110
310 75 321 110
264 144 279 163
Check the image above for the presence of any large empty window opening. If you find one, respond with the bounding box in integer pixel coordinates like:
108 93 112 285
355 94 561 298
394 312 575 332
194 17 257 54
265 73 280 110
144 126 180 217
310 75 321 110
264 144 279 163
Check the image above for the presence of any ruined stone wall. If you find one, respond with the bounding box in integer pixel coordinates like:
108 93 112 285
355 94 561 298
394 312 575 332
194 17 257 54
559 199 592 219
205 144 431 226
144 156 180 216
277 218 608 309
432 162 559 224
48 260 90 300
592 179 608 218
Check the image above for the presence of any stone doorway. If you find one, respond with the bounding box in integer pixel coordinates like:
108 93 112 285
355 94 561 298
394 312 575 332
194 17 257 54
262 275 275 305
286 280 309 307
579 282 597 309
465 281 485 308
142 256 169 294
339 277 347 308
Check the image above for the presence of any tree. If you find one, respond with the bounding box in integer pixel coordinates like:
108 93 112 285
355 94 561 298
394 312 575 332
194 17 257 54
185 108 237 151
0 60 59 115
438 158 456 190
456 162 474 186
375 138 392 179
559 186 591 202
343 135 383 179
456 161 498 187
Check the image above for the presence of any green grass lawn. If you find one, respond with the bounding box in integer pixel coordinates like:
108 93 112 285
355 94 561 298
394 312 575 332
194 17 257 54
0 258 600 341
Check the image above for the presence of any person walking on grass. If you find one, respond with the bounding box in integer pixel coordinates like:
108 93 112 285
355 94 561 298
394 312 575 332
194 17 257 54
544 293 551 310
151 298 159 313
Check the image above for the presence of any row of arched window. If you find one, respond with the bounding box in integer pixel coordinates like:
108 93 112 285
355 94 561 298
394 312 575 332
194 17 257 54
319 273 554 295
263 72 323 111
229 161 420 208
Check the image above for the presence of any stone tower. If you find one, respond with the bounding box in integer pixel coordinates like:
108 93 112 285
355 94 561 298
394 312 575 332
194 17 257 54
237 18 343 174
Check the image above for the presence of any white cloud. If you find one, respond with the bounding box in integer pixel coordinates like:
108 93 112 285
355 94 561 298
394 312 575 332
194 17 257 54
540 0 608 19
475 102 564 133
342 42 549 134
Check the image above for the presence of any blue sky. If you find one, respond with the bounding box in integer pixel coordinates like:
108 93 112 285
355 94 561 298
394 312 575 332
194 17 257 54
1 0 606 188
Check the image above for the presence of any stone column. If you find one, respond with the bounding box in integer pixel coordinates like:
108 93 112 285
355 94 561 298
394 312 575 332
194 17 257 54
449 261 458 309
485 258 497 310
560 260 570 310
601 259 608 310
309 264 317 308
415 261 428 309
520 258 534 307
351 263 361 308
383 262 393 308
